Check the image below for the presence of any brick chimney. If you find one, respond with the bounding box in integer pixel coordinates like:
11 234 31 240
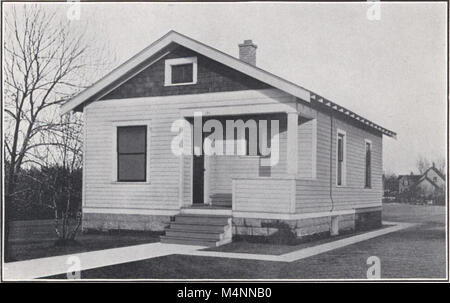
239 40 257 66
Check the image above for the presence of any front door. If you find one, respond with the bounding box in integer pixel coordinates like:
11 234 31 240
192 154 204 204
192 121 204 204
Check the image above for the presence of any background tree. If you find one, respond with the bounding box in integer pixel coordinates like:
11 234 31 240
383 172 399 196
3 4 114 260
416 156 431 175
434 156 446 176
416 155 446 175
25 113 83 244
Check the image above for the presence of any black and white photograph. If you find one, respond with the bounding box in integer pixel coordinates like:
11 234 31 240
1 1 448 285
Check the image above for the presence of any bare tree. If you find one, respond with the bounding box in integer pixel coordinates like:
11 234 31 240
30 113 84 244
3 4 113 260
434 156 446 176
416 155 430 175
416 155 446 176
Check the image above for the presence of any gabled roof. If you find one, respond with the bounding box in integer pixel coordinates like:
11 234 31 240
423 166 446 181
413 175 442 190
398 166 445 183
60 30 396 138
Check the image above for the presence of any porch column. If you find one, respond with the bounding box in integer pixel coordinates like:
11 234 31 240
287 112 298 177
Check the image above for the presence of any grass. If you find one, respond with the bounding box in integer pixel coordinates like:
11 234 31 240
47 221 446 279
44 203 446 279
7 220 160 262
204 225 392 255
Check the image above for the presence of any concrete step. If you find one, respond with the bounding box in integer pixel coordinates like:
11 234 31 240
165 230 223 240
161 213 232 247
169 222 226 232
211 197 232 201
160 236 218 247
210 198 232 202
174 214 230 225
211 201 232 207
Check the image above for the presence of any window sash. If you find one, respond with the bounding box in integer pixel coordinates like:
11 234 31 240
365 142 372 188
171 63 194 84
117 126 147 182
337 133 345 186
336 134 346 186
337 135 344 162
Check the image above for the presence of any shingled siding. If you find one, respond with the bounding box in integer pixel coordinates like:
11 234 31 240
100 45 270 100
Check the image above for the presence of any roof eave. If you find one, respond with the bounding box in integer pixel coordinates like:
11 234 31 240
60 30 396 139
60 30 311 115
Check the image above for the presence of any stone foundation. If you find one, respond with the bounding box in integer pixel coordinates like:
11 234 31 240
82 213 171 232
355 207 382 231
233 208 381 244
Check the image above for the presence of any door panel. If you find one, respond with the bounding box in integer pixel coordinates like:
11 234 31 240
192 120 204 204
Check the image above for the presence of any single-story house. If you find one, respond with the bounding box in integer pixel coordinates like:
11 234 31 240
61 31 396 246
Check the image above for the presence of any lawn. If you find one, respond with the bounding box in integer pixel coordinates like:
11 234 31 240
204 225 392 255
45 203 446 279
7 220 160 262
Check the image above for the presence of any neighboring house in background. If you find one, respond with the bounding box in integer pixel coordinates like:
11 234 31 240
61 31 396 246
398 174 421 194
398 165 445 204
382 174 399 200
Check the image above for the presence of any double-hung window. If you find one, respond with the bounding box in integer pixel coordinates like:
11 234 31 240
336 130 346 186
117 125 147 182
365 140 372 188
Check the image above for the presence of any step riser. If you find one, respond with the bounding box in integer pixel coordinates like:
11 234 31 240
211 203 232 207
160 237 217 247
175 217 230 225
161 214 232 247
165 231 223 240
169 224 225 232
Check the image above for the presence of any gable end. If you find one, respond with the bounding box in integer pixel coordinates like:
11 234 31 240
100 45 271 100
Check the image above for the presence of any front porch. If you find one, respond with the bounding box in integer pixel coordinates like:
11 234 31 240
179 101 316 216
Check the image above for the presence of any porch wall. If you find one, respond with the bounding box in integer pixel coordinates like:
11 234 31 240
209 156 259 194
208 124 288 195
233 178 295 213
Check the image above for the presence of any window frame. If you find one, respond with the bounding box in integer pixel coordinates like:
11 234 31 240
111 120 151 183
336 129 347 187
164 57 198 86
364 139 372 189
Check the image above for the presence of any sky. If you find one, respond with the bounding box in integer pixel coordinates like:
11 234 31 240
6 2 447 174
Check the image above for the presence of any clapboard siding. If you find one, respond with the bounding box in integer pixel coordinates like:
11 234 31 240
296 110 383 213
207 114 287 195
84 87 384 214
83 89 295 211
297 117 314 178
233 178 295 213
210 156 259 194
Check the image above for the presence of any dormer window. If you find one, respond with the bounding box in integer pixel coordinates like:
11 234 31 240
164 57 197 86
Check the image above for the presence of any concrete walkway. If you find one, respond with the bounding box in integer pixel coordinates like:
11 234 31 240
184 222 416 262
3 221 415 280
3 242 206 280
